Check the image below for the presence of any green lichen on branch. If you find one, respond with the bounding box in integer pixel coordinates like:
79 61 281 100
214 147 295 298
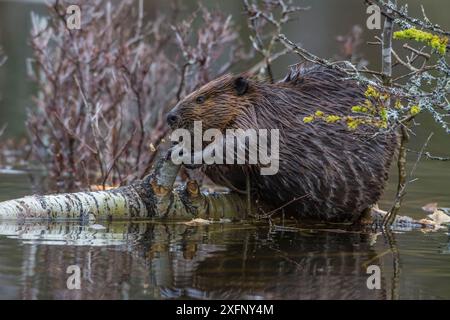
393 28 448 55
302 85 389 130
302 85 422 130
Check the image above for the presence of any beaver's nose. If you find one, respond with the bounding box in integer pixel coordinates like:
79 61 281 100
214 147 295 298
166 112 180 127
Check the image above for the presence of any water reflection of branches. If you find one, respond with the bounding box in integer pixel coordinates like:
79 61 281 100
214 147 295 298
0 221 393 299
382 228 401 300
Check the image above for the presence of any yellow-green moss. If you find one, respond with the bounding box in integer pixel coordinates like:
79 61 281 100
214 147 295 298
394 99 403 109
380 108 387 122
365 85 380 98
346 117 360 130
303 116 314 123
410 105 421 116
325 115 341 123
315 110 324 117
394 28 448 55
352 105 369 113
303 84 394 130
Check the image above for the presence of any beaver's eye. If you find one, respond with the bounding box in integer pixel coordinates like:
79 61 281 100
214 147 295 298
196 96 206 104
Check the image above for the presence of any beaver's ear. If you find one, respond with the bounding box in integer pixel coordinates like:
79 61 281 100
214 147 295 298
234 77 248 96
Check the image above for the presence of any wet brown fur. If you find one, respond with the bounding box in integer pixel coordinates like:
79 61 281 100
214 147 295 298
168 64 398 222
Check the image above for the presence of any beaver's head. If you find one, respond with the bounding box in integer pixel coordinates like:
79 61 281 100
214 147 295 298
166 74 252 132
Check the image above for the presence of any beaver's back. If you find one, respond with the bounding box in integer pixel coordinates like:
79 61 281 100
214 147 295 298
204 65 398 222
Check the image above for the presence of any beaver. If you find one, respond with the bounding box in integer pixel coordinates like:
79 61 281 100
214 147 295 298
166 64 398 222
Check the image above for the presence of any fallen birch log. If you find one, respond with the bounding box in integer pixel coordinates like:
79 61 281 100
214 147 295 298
0 152 257 221
0 152 443 231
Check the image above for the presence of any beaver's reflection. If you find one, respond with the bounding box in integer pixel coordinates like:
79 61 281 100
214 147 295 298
132 223 388 299
7 222 391 299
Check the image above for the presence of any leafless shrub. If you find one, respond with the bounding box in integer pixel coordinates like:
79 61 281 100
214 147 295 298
243 0 309 82
26 0 244 191
171 5 247 98
0 137 30 169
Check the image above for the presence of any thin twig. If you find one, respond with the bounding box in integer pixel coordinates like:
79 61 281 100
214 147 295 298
260 193 310 218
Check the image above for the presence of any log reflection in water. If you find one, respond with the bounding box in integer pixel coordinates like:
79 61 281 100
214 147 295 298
0 221 398 299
